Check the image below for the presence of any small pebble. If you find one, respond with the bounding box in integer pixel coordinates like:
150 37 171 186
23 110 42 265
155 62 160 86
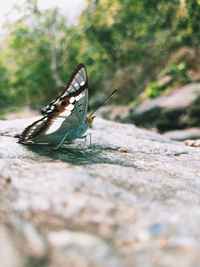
184 139 200 147
118 148 128 153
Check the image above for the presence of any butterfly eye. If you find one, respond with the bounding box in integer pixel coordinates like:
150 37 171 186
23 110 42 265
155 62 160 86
61 101 66 106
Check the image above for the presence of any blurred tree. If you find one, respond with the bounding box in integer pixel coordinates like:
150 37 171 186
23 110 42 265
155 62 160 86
0 58 11 112
78 0 181 103
1 0 200 113
4 0 76 107
184 0 200 57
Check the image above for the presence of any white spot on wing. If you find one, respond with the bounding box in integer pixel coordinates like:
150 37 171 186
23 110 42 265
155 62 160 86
54 99 60 104
74 82 79 88
80 81 85 86
62 91 69 97
45 117 65 135
75 92 84 101
61 110 71 117
69 97 75 103
66 104 74 111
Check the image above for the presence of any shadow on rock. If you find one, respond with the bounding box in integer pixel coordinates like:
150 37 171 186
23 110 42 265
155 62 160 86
24 143 138 168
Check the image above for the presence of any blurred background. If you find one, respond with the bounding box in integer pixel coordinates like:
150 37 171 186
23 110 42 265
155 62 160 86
1 0 200 139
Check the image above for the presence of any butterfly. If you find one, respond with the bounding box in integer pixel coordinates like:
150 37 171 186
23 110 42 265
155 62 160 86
19 63 117 149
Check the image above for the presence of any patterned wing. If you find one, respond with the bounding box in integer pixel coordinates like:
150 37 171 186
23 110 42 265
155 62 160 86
19 64 89 144
42 63 88 117
19 116 53 143
19 115 75 144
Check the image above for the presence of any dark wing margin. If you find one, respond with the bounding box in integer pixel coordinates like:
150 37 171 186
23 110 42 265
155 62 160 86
42 63 88 116
19 116 53 143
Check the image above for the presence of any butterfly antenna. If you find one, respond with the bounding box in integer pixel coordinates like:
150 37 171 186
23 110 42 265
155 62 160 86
90 88 118 117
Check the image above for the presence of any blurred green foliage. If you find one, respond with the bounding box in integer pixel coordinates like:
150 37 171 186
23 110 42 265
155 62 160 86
0 0 200 113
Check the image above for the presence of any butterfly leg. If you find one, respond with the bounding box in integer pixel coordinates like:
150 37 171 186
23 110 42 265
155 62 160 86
88 133 92 147
53 132 69 150
78 135 87 149
78 133 92 148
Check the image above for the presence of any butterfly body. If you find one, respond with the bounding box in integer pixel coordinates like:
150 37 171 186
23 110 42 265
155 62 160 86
19 64 91 147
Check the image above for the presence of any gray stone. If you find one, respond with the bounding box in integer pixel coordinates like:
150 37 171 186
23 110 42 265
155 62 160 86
131 83 200 131
95 105 132 123
97 84 200 133
163 127 200 141
1 117 200 266
159 83 200 110
0 225 23 267
47 230 122 267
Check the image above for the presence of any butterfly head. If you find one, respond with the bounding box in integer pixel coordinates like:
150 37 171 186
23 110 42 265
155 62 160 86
87 116 95 128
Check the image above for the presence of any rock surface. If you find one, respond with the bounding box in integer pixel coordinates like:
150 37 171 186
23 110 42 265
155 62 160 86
163 127 200 141
99 83 200 135
131 83 200 132
1 117 200 267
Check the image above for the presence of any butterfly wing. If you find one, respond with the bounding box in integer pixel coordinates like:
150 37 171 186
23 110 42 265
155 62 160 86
19 116 53 143
19 64 89 144
42 63 88 118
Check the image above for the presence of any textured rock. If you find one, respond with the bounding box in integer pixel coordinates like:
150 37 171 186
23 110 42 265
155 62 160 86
95 105 132 123
98 83 200 132
0 225 23 267
130 83 200 131
1 117 200 266
47 230 122 267
163 127 200 141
